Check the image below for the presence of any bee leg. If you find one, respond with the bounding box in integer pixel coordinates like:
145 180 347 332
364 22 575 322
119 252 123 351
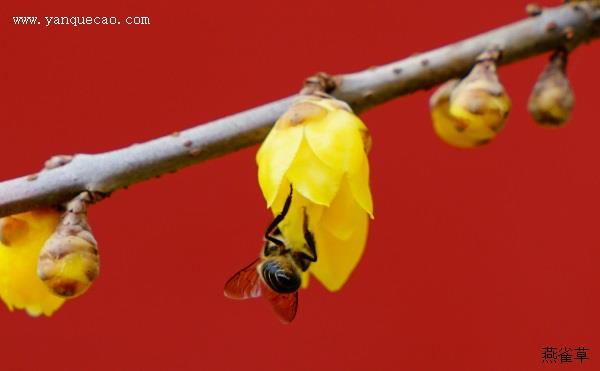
302 208 317 263
292 252 311 272
264 184 293 246
282 208 317 272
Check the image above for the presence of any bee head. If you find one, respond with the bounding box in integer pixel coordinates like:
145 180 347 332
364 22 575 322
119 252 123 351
259 256 301 294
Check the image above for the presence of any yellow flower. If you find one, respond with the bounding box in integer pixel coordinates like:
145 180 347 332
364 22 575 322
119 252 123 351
431 57 511 148
257 94 373 291
0 210 65 316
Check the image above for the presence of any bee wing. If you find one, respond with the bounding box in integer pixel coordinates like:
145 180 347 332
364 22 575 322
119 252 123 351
262 283 298 324
224 259 262 300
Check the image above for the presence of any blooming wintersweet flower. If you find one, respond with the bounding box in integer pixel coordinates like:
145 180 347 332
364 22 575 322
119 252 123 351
257 94 373 291
0 210 66 316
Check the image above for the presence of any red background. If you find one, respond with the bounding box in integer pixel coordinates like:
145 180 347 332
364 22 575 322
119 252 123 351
1 0 599 370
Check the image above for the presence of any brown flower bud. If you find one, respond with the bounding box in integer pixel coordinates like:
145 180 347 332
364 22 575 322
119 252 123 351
37 193 99 298
528 50 575 126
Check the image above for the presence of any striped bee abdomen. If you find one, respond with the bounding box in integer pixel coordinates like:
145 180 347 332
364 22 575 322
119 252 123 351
260 257 301 294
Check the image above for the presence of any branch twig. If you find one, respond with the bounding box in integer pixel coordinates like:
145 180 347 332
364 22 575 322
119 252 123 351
2 2 600 218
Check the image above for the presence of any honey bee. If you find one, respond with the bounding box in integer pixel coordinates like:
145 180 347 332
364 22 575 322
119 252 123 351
224 186 317 323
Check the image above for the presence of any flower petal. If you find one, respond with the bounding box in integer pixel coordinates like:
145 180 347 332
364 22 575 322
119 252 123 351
304 109 366 174
257 124 304 207
285 138 343 206
300 271 310 289
432 99 482 148
309 214 369 292
320 177 365 240
0 210 65 316
348 154 374 218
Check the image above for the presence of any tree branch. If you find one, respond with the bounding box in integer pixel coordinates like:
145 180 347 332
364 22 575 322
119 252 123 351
1 2 600 218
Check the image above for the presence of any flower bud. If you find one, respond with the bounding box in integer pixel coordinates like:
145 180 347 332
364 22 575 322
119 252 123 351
37 193 99 298
431 52 511 148
449 57 511 138
430 79 477 148
528 50 574 126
